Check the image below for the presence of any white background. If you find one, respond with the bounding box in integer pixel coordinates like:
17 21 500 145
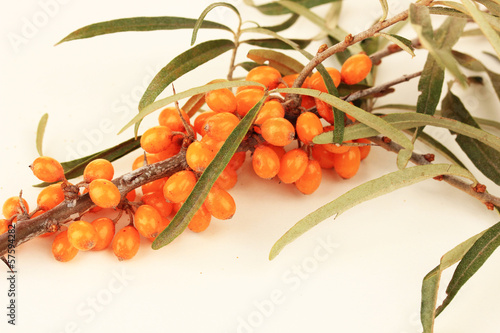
1 0 500 332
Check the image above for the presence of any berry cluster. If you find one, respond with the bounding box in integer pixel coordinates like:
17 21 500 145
0 52 373 262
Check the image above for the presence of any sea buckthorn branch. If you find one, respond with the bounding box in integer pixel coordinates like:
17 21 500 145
369 37 422 65
287 0 434 107
0 152 189 258
369 135 500 209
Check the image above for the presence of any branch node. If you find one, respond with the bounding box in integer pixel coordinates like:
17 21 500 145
473 183 487 194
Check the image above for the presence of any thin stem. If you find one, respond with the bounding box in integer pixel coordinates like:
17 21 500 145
227 20 242 81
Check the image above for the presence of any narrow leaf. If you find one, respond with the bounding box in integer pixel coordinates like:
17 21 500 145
377 33 415 57
191 2 239 45
461 0 500 57
245 0 337 16
262 14 300 32
120 80 264 134
420 230 487 333
270 164 476 259
378 0 389 22
453 50 500 101
56 17 232 45
437 220 500 316
242 38 312 50
34 137 141 187
247 49 305 75
475 0 500 16
410 4 468 86
152 95 267 249
313 112 500 153
441 90 500 185
138 39 235 115
36 113 48 157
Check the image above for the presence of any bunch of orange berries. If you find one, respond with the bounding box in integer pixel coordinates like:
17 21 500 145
0 52 373 263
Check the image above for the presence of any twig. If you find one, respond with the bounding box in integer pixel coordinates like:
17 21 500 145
370 136 500 208
344 71 423 102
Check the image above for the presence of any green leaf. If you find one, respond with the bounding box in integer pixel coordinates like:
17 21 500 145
377 33 415 57
420 230 487 333
34 137 141 187
246 49 305 75
262 13 300 32
191 2 239 45
378 0 389 21
436 220 500 316
36 113 48 157
410 4 468 86
313 112 500 153
434 1 500 31
277 88 414 152
277 0 363 54
453 50 500 101
441 90 500 185
269 164 476 260
428 6 471 19
461 0 500 57
237 61 261 72
152 95 267 250
244 0 336 16
56 17 232 45
242 38 312 50
138 39 235 125
120 80 264 134
475 0 500 16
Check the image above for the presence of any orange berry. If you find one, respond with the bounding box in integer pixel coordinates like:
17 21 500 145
200 135 224 154
204 112 240 141
112 226 140 261
91 217 115 251
0 219 9 235
215 165 238 190
261 118 295 147
206 88 237 113
355 138 371 160
88 179 121 208
126 189 137 202
311 144 336 169
188 204 211 233
235 88 265 117
52 230 79 262
134 204 161 239
158 107 190 132
341 53 372 85
278 148 309 184
140 126 173 154
132 154 159 170
163 170 197 203
148 216 171 241
295 160 322 194
265 144 286 160
254 100 285 127
315 99 334 124
30 156 65 183
83 159 114 182
227 151 246 171
155 135 183 160
37 183 65 211
332 146 361 179
2 197 29 219
194 111 216 136
67 220 98 251
296 112 324 145
308 68 341 92
186 141 216 172
204 185 236 220
252 144 280 179
141 191 173 218
142 177 168 195
245 66 282 90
